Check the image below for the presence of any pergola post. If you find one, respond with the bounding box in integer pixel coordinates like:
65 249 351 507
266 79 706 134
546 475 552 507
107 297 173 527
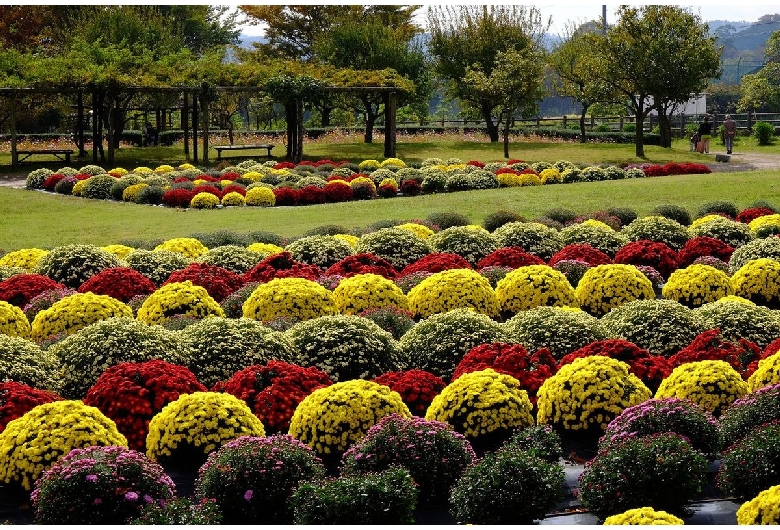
383 91 397 158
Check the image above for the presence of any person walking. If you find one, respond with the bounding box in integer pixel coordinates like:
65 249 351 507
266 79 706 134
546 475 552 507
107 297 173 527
723 114 736 154
697 116 713 154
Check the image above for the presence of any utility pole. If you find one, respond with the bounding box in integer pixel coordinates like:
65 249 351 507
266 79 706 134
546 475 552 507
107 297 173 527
602 5 607 34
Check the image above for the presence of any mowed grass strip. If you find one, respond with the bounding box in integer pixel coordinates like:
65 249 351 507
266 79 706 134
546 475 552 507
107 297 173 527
2 169 780 251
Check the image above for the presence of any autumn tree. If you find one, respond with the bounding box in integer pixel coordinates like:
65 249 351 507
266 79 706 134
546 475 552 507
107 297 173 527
586 5 721 155
739 30 780 112
463 47 545 158
426 5 550 142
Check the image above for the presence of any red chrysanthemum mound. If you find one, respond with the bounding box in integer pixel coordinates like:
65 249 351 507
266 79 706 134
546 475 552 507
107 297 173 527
0 381 63 433
372 369 446 417
765 337 780 358
613 239 680 279
477 246 546 269
400 252 472 277
323 181 354 203
163 262 244 302
677 236 735 268
0 274 67 308
221 184 246 196
272 187 299 206
297 185 326 205
220 172 240 181
191 185 222 199
77 267 157 303
548 244 614 267
243 251 323 284
83 360 207 451
42 174 66 191
736 207 776 224
400 179 422 196
559 339 673 393
669 329 764 379
217 360 333 433
451 342 558 404
325 253 398 279
161 188 196 208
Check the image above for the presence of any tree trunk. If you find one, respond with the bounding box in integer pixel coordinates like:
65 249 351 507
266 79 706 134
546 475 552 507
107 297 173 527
285 101 295 160
657 112 673 148
634 112 645 158
579 106 588 144
481 100 499 142
321 106 333 127
362 97 376 144
503 111 511 158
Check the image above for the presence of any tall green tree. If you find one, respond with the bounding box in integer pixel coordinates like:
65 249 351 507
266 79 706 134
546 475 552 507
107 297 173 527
739 30 780 112
426 5 550 142
586 5 722 155
463 47 545 158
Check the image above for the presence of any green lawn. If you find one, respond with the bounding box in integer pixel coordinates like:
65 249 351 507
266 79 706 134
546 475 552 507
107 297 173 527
2 133 779 252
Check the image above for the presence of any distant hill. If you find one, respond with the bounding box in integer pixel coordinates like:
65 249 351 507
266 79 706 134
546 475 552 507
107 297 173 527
238 35 267 49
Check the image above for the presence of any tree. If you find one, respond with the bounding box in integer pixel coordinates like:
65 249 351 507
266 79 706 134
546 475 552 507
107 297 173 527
426 5 550 142
463 47 545 158
739 30 780 112
548 25 618 143
586 5 722 156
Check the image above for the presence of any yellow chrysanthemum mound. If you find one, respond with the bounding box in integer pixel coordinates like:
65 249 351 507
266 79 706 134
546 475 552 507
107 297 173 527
242 277 336 323
154 237 208 259
495 265 576 315
407 268 500 319
30 292 132 343
136 281 224 326
662 264 733 308
603 507 685 525
747 351 780 392
655 360 748 417
0 248 49 272
0 400 127 491
575 264 655 317
731 258 780 309
737 484 780 525
332 273 409 315
0 300 31 339
536 356 652 433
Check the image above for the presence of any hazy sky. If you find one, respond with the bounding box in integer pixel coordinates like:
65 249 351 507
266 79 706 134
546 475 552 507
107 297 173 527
236 3 780 37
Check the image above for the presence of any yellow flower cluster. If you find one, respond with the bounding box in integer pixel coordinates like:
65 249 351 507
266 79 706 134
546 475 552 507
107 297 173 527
380 157 406 169
747 351 780 392
133 166 154 174
358 159 381 171
122 183 149 202
495 265 576 314
575 264 655 316
602 507 685 525
221 191 245 207
537 356 652 432
190 191 220 209
539 168 562 184
425 369 534 439
0 300 31 339
154 164 175 173
245 186 276 206
242 277 336 323
146 392 265 461
581 219 615 231
333 273 409 315
407 268 500 319
101 244 135 260
395 222 435 239
71 179 88 196
737 484 780 524
662 264 733 308
0 248 49 272
136 281 224 326
30 292 132 342
241 171 264 182
289 379 410 456
350 176 376 193
246 242 284 255
655 360 748 416
154 237 208 259
497 172 525 187
108 167 128 176
334 233 359 247
689 213 726 230
731 258 780 306
0 400 127 491
379 177 399 189
747 213 780 233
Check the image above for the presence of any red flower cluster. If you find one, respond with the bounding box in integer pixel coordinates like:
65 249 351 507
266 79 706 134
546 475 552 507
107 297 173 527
42 174 66 191
0 381 63 433
548 244 613 267
298 185 326 205
669 329 763 379
325 253 398 279
161 188 196 208
677 236 735 267
77 267 156 303
399 180 422 196
221 184 247 196
378 183 398 198
164 262 244 302
220 172 241 181
219 360 333 433
466 160 486 168
0 274 66 308
273 162 296 170
192 185 222 199
452 342 558 403
323 181 354 203
400 252 472 276
643 162 712 177
273 187 299 206
195 174 220 182
372 369 446 416
83 360 207 450
559 339 672 393
736 207 775 224
243 252 323 284
477 247 546 269
614 239 680 279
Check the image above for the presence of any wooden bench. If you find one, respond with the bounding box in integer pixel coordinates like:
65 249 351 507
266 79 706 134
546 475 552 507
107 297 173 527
213 144 275 161
14 149 74 164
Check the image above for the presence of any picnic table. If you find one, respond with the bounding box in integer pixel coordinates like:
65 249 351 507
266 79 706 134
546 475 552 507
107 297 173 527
212 144 274 161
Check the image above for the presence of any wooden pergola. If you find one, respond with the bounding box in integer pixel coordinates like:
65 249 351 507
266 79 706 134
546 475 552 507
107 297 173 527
0 84 405 168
